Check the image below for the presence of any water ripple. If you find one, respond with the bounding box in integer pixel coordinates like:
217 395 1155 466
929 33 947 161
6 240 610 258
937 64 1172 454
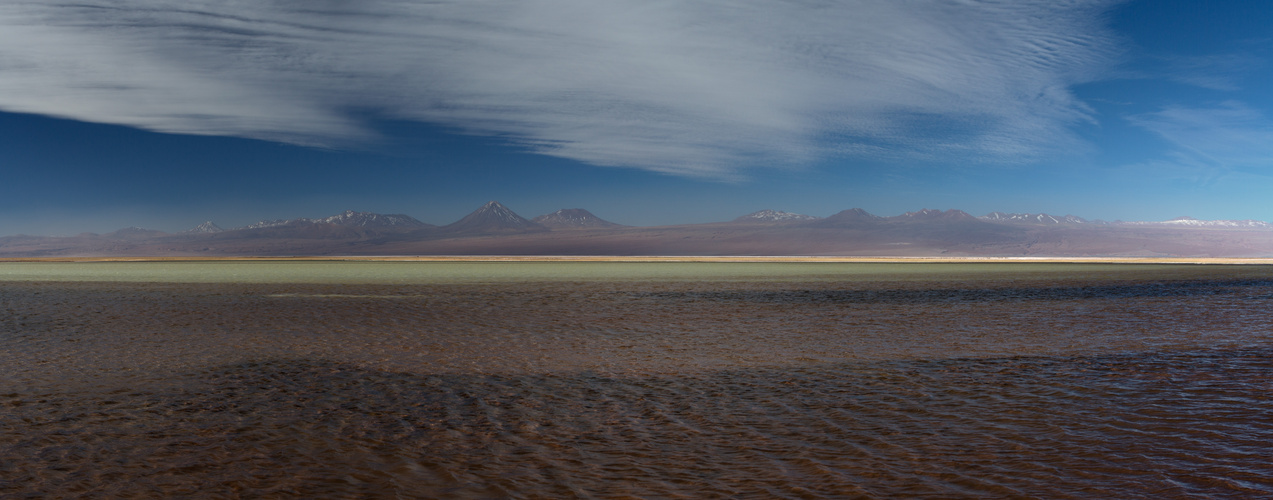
3 267 1273 497
3 351 1270 498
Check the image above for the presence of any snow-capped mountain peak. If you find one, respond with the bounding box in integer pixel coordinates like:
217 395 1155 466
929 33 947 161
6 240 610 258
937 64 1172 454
243 218 298 230
735 209 819 222
981 212 1094 225
184 221 224 233
897 209 975 221
239 210 430 230
314 210 430 228
475 201 530 223
1122 217 1273 229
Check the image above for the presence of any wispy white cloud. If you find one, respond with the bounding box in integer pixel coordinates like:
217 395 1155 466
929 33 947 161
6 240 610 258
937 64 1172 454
1127 101 1273 172
0 0 1121 177
1164 54 1265 91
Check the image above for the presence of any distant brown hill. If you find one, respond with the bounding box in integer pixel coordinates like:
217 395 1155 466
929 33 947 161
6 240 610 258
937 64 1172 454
811 208 882 227
532 209 622 228
3 204 1273 258
442 201 546 235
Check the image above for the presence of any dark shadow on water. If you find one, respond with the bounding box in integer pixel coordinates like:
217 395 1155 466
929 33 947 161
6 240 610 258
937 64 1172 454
4 348 1272 498
631 278 1273 305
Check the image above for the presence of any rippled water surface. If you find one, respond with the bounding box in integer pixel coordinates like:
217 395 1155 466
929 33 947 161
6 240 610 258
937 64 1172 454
2 262 1272 498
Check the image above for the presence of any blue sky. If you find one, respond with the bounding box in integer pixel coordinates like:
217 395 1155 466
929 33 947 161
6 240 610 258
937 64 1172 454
2 0 1272 235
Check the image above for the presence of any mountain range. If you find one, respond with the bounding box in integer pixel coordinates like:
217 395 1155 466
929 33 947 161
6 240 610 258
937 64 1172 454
3 202 1273 258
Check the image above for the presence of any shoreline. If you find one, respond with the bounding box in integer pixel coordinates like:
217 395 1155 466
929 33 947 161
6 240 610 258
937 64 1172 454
4 255 1273 264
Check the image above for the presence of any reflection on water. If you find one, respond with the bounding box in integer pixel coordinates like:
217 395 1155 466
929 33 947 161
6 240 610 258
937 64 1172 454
2 263 1273 497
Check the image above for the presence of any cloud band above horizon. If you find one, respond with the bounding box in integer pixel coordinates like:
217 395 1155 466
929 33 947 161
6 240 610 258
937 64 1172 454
0 0 1120 177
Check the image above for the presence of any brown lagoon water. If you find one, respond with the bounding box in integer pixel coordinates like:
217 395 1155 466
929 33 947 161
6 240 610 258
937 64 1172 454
2 261 1272 498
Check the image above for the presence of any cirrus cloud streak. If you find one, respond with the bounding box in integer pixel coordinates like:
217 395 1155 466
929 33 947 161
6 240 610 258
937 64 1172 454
0 0 1121 177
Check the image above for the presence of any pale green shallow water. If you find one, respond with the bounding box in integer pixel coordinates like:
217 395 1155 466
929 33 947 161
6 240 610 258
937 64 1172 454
0 260 1251 284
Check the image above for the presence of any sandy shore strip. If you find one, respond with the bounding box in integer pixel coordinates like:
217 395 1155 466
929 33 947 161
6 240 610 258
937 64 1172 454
3 255 1273 264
